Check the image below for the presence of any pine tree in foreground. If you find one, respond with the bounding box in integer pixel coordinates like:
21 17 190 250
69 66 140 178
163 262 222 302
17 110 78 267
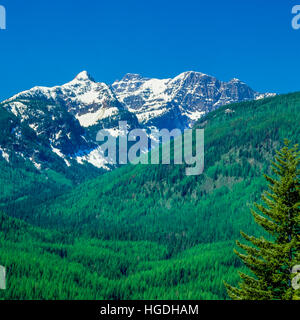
225 140 300 300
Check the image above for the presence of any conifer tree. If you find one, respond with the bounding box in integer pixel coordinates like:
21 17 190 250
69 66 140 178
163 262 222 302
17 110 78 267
225 140 300 300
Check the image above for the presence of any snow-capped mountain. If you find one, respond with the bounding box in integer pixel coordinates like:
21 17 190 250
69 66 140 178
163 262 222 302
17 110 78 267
112 71 275 130
0 70 275 172
1 71 139 171
8 71 139 132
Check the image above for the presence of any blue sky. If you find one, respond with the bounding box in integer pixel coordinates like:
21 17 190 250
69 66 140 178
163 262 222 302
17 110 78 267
0 0 299 100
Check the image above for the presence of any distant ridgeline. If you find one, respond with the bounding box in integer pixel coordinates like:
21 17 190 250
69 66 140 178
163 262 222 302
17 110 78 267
0 92 299 300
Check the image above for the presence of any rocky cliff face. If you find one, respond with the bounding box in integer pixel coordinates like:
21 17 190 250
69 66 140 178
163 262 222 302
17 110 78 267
112 71 275 130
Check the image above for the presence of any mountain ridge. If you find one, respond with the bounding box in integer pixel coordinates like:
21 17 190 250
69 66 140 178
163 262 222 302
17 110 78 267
0 70 275 172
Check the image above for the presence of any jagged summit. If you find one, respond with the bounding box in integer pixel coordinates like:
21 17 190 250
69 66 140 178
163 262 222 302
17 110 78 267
176 70 208 78
74 70 95 82
229 78 244 83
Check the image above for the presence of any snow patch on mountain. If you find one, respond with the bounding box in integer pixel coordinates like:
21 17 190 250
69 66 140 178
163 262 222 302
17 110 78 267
76 107 119 127
29 157 42 170
74 146 109 169
0 147 9 163
51 145 65 158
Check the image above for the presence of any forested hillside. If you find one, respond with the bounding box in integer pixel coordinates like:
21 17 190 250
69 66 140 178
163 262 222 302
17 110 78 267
0 92 299 299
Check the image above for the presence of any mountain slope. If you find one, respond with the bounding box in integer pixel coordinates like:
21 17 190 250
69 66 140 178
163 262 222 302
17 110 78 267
9 92 300 241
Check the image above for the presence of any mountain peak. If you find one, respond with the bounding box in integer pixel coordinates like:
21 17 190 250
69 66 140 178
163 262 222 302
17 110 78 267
175 71 209 80
74 71 95 82
229 78 243 84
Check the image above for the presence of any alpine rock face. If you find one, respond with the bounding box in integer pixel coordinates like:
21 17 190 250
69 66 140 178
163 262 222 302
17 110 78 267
112 71 275 130
0 70 275 172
